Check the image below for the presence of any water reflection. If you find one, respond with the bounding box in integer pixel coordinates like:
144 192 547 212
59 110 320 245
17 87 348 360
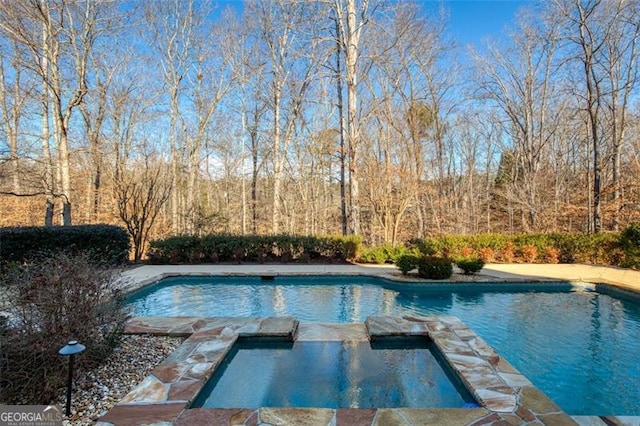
194 340 471 409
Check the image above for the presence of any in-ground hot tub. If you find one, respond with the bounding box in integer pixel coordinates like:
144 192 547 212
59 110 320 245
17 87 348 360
191 336 477 409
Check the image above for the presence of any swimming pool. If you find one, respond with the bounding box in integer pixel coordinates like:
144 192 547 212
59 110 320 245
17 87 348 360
126 275 640 415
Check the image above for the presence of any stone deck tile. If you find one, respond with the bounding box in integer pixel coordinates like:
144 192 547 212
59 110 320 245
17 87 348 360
193 317 263 336
474 388 518 413
336 408 377 425
124 316 204 336
296 323 369 341
431 334 478 356
518 387 566 416
373 408 489 426
365 316 430 337
96 402 185 426
167 379 203 402
174 408 258 426
258 407 336 425
256 316 299 338
118 375 169 404
538 412 581 425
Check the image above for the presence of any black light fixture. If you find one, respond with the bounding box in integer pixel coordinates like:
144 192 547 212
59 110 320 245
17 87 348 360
58 340 86 416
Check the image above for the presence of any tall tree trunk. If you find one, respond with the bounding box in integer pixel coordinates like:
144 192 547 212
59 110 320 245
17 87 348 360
41 28 54 226
334 15 348 236
170 86 180 234
0 52 21 193
272 80 282 234
336 0 369 236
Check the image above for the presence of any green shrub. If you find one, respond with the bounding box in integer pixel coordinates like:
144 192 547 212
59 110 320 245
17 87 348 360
621 223 640 246
395 254 420 275
358 246 388 264
0 225 130 268
149 234 362 264
620 223 640 268
0 252 128 404
406 238 436 256
456 258 485 275
417 256 453 279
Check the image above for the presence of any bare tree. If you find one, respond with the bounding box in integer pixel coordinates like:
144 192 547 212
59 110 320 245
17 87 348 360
249 0 318 234
552 0 625 232
115 155 172 262
0 40 30 194
601 1 640 229
473 7 561 231
144 0 198 234
0 0 116 225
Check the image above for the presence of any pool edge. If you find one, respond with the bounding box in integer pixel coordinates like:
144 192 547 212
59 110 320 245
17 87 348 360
97 315 577 425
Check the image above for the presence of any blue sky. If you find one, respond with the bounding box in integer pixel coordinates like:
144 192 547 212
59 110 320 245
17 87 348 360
434 0 534 47
214 0 533 48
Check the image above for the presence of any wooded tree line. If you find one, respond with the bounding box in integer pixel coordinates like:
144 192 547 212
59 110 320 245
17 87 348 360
1 0 639 253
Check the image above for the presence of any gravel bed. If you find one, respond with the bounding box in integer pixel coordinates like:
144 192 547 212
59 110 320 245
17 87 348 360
54 334 184 425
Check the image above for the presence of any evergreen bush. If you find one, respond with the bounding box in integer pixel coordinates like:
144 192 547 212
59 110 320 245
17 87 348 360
395 254 420 275
0 225 130 268
456 258 485 275
417 256 453 279
358 246 388 264
620 223 640 268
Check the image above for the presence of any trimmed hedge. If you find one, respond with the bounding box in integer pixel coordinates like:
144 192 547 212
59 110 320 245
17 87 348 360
148 234 362 263
0 225 130 267
410 233 624 265
357 244 415 264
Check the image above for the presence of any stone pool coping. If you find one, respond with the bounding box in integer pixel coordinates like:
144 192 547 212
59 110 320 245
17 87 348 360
118 263 640 298
97 315 576 426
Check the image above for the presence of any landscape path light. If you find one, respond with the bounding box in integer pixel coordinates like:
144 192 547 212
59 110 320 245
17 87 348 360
58 340 86 416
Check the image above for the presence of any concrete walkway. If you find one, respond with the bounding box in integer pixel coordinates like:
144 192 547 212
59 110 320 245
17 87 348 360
121 262 640 293
481 263 640 292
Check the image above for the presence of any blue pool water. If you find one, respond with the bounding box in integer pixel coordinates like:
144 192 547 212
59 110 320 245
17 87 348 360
127 275 640 415
191 338 476 409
